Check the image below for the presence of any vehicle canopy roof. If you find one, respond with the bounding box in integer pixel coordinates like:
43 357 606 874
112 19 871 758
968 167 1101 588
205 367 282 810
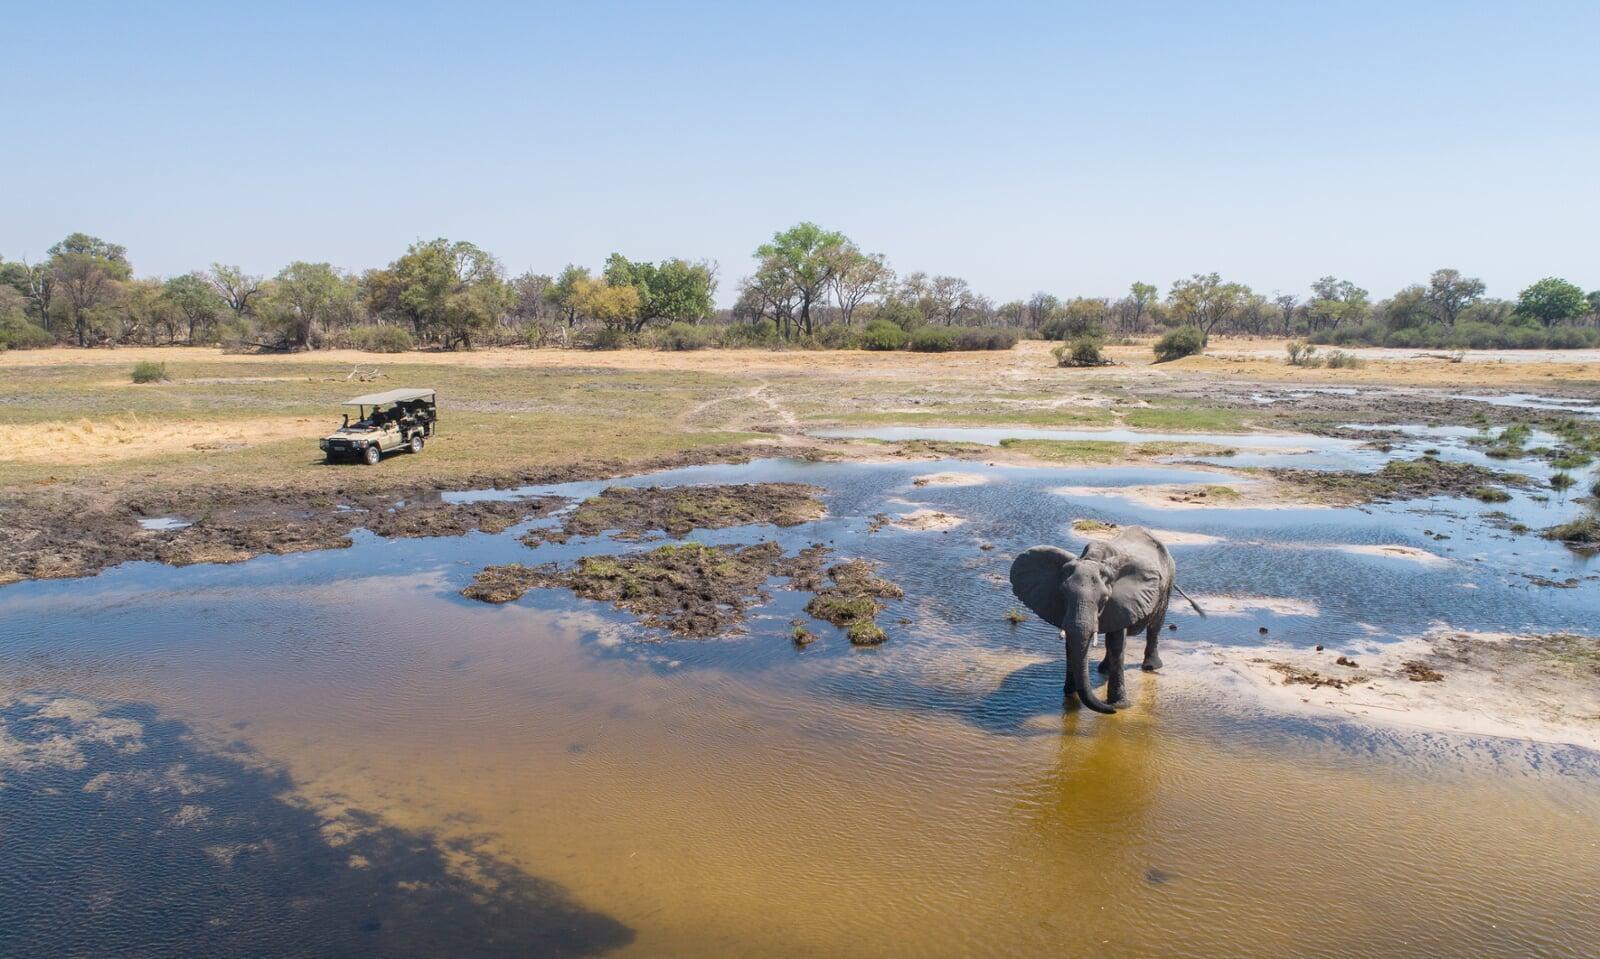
343 388 436 407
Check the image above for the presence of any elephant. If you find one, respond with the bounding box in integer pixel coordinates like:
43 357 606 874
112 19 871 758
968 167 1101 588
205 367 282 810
1010 527 1203 714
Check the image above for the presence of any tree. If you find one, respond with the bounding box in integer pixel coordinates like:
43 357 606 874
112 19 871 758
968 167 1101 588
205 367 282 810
1380 285 1431 330
366 239 511 350
827 244 890 326
1588 290 1600 317
754 222 847 337
1124 282 1158 332
570 277 641 331
926 275 977 325
161 272 226 344
546 265 590 327
262 262 357 348
122 279 180 345
1514 277 1588 328
603 254 716 332
1024 292 1060 331
210 264 263 319
1305 276 1369 333
1167 272 1248 343
1272 293 1300 334
1424 269 1485 327
48 232 131 346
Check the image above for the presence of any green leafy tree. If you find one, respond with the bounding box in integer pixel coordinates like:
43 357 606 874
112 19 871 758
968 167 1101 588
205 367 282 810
262 262 358 348
367 239 511 350
46 233 131 346
1514 277 1588 328
545 265 591 327
209 263 263 319
1167 272 1249 343
826 244 891 326
754 222 848 337
570 277 642 331
161 272 226 344
1305 276 1369 333
603 254 716 332
1424 269 1485 327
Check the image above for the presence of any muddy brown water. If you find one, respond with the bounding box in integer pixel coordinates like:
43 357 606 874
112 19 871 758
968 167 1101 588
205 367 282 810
3 447 1599 957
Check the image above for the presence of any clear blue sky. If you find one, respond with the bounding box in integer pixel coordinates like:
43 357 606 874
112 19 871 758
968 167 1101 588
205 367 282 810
4 0 1596 305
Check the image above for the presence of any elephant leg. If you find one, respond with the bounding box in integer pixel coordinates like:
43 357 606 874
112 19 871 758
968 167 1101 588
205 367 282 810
1143 612 1165 672
1104 630 1128 704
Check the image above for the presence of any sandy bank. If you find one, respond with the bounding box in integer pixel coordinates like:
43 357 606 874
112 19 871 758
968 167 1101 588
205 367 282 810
1165 630 1600 752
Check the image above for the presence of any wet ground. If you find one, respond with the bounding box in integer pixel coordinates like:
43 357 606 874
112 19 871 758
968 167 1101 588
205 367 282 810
4 427 1600 956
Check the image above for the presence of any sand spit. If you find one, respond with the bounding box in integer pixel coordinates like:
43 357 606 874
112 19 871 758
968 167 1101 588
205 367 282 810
1167 630 1600 752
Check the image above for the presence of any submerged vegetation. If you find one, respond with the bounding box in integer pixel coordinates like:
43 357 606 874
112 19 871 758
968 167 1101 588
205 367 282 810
803 559 904 646
560 483 826 540
1270 457 1528 505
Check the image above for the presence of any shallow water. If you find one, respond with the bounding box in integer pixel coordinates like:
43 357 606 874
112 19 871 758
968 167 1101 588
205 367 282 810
4 454 1600 957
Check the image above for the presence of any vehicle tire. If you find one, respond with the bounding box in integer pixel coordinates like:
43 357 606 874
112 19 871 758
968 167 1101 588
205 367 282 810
363 445 382 466
409 434 424 454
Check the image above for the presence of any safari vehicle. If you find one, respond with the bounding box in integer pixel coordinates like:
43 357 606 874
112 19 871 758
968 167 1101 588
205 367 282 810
320 388 437 465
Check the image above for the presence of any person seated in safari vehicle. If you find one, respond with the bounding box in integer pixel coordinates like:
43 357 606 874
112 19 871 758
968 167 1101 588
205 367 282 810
319 388 437 465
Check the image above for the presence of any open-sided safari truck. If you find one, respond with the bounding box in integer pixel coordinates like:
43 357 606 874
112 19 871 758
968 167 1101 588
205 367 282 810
320 388 437 465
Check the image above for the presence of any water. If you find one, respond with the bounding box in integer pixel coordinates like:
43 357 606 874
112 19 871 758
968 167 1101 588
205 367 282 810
4 454 1599 957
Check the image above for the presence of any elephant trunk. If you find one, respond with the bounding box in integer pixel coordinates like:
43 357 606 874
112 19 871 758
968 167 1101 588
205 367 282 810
1065 613 1115 715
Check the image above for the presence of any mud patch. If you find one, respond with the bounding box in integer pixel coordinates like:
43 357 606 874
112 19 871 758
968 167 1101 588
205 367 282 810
0 487 562 585
560 483 826 539
804 559 904 646
465 541 838 638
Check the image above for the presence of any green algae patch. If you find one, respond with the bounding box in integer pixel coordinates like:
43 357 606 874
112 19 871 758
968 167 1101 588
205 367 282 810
561 483 826 539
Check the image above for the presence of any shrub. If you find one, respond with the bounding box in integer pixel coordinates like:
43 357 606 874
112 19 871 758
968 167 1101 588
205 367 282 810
909 326 956 352
718 319 779 348
1054 337 1105 367
131 361 168 383
347 324 416 353
1153 326 1205 362
1324 349 1363 369
0 319 52 350
856 319 908 351
653 322 710 351
1547 326 1598 349
1286 341 1318 366
812 323 856 349
585 327 632 350
950 327 1018 351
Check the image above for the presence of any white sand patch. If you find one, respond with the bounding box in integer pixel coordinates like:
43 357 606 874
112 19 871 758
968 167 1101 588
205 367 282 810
1333 544 1451 566
1069 520 1223 547
911 471 992 488
1162 630 1600 752
1050 483 1323 511
1193 595 1320 617
891 508 966 532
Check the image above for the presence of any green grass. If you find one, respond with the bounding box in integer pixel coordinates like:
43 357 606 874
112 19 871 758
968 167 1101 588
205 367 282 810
1121 404 1251 432
997 439 1128 462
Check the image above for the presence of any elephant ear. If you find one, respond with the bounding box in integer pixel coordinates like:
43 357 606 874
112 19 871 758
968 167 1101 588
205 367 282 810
1010 546 1073 628
1098 529 1165 631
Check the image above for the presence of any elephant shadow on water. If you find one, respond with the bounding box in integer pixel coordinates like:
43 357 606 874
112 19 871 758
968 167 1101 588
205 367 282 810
970 642 1130 735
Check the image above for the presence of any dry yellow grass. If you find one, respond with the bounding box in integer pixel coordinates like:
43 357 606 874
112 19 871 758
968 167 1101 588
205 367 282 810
0 415 324 465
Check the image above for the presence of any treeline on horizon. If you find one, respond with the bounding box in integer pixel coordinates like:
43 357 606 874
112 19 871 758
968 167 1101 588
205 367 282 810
3 224 1598 354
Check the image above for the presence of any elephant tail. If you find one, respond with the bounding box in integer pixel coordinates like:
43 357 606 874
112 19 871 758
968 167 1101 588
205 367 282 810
1174 584 1206 618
